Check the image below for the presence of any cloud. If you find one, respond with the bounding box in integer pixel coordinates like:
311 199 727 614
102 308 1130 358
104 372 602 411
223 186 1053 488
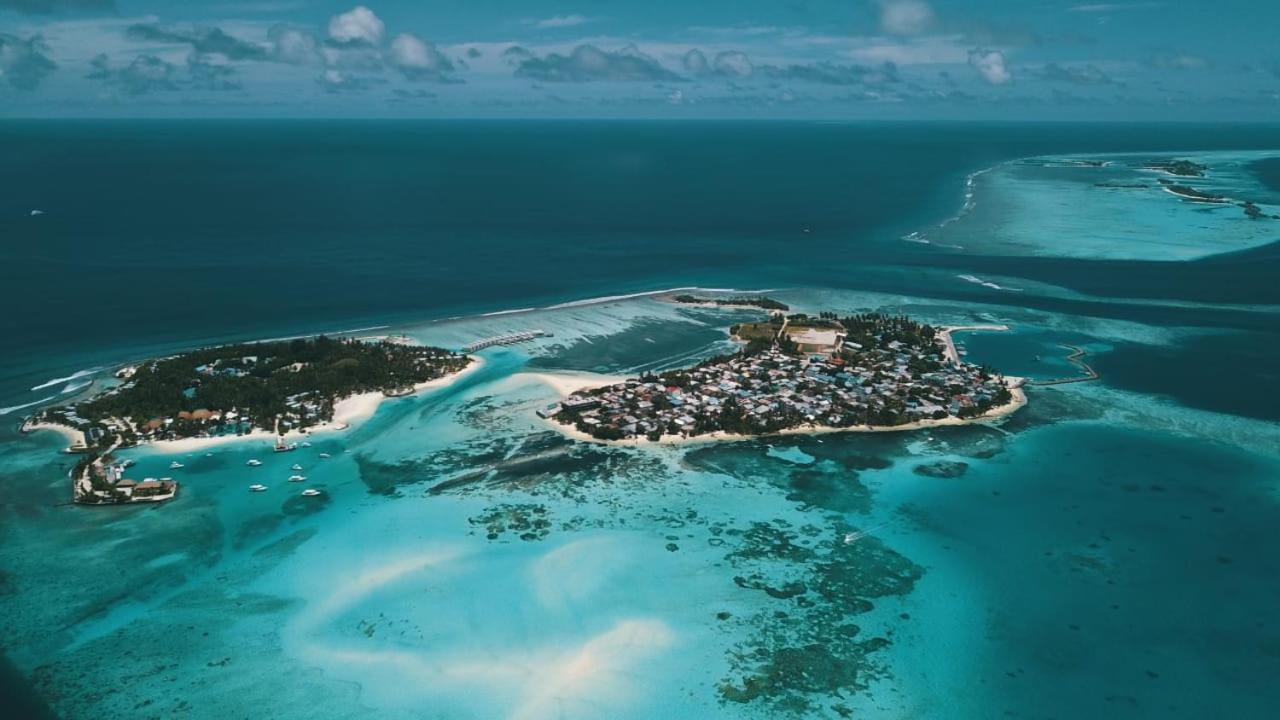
878 0 936 36
316 67 379 92
1148 52 1208 70
270 26 324 65
681 48 709 75
526 15 591 29
186 53 241 91
1038 62 1112 85
512 44 681 82
87 53 178 94
0 33 57 90
712 51 753 78
0 0 112 14
125 23 270 61
1068 2 1162 12
328 5 385 46
968 48 1011 84
761 61 900 85
387 32 455 81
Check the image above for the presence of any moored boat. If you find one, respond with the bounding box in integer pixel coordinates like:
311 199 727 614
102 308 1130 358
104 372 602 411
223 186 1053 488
249 484 267 492
288 474 305 482
246 459 262 467
301 488 321 497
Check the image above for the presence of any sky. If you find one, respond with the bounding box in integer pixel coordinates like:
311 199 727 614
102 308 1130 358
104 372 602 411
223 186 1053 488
1 0 1278 119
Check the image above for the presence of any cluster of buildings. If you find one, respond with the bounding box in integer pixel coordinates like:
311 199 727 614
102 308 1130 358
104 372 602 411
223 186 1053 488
550 325 1014 441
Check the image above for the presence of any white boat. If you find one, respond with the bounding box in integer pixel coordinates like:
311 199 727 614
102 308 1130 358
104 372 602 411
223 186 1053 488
301 489 321 497
319 453 331 459
169 461 184 469
300 441 312 448
291 464 303 471
249 484 268 492
288 474 306 482
246 459 262 467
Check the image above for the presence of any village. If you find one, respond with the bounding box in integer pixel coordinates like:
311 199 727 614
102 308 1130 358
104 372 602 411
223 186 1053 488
545 312 1022 442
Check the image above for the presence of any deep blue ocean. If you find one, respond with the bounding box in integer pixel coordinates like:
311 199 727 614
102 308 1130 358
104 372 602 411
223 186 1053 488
3 121 1279 417
2 121 1279 719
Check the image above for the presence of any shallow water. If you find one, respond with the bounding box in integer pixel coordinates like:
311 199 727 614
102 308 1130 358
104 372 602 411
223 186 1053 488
3 124 1280 718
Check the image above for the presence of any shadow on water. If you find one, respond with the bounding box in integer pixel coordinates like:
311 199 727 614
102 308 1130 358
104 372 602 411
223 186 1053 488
0 654 59 720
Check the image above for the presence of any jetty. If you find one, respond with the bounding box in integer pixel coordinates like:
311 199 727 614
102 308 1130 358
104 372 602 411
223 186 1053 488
1029 344 1100 386
938 324 1009 366
462 330 551 353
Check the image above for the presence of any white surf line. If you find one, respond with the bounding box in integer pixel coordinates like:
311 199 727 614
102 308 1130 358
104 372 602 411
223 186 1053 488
0 395 57 416
30 367 101 391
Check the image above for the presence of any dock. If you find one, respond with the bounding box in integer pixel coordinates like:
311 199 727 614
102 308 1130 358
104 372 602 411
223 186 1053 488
462 330 551 353
1028 344 1100 386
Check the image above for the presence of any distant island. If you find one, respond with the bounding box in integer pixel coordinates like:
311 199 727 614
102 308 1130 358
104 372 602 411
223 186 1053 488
23 336 471 505
1143 159 1206 177
1158 179 1229 203
543 312 1023 443
670 294 791 311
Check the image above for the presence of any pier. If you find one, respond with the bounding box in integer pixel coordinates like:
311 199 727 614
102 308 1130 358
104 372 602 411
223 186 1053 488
462 330 551 353
938 324 1010 366
1028 345 1100 386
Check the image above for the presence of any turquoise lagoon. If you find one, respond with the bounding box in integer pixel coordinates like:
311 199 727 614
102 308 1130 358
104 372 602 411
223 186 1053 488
2 125 1280 719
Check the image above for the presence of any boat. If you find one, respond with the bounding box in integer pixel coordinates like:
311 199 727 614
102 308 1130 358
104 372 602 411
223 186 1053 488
291 464 303 471
301 489 321 497
288 474 306 482
319 453 331 459
274 439 297 453
169 461 184 469
246 459 262 467
300 441 311 448
249 484 267 492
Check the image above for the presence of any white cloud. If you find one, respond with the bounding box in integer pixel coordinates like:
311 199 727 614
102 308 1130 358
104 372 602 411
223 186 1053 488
1068 2 1162 12
270 26 322 65
389 33 431 69
328 5 384 46
527 15 591 29
713 50 753 78
878 0 936 36
968 48 1011 84
387 32 453 79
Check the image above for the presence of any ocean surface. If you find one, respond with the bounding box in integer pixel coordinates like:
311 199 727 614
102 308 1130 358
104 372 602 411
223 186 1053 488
2 121 1279 719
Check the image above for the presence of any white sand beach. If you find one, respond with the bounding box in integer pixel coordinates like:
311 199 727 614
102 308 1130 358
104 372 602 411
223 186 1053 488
146 356 485 453
518 370 629 398
21 421 87 450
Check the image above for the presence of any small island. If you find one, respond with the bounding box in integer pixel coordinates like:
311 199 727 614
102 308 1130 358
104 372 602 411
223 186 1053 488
544 312 1023 443
670 294 791 312
23 335 471 505
1158 179 1229 203
1144 159 1206 177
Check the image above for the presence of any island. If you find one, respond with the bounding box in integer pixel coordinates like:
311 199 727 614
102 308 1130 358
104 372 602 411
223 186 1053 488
1143 159 1206 177
543 312 1024 443
22 335 472 505
1158 179 1229 203
670 294 791 312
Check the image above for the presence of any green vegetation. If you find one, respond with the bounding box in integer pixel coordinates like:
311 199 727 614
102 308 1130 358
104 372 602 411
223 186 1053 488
36 336 468 453
1159 180 1227 203
672 294 790 311
1146 159 1206 177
